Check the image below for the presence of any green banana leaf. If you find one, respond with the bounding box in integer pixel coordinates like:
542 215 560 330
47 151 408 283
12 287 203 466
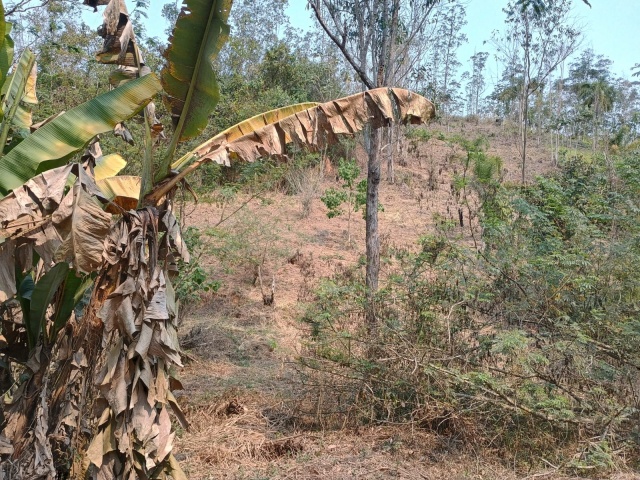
161 0 231 147
12 56 37 130
0 73 161 197
0 49 36 148
28 262 69 348
51 270 92 342
0 6 12 93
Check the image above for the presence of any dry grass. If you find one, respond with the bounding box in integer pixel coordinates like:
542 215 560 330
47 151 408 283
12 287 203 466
284 166 324 218
172 121 640 479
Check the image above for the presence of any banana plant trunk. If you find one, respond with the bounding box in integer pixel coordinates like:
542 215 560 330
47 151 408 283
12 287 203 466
1 204 188 479
2 270 110 477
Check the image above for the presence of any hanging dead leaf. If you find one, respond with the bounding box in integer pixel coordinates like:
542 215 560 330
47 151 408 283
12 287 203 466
147 87 435 204
55 187 111 274
96 0 136 66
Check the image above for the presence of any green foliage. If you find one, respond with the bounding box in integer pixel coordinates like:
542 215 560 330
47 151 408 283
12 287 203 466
320 158 380 224
175 226 221 317
160 0 231 144
27 263 69 348
321 158 358 215
320 187 348 218
405 127 432 143
302 146 640 470
0 74 161 196
15 262 90 351
337 157 360 189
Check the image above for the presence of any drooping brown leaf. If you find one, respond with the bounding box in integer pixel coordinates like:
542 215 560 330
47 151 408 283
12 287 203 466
0 164 72 234
162 210 189 264
0 434 13 455
0 163 115 300
89 206 188 477
29 222 62 268
0 164 74 297
199 87 432 164
147 87 435 204
55 187 111 274
113 122 134 145
96 0 136 66
0 238 15 301
33 378 56 478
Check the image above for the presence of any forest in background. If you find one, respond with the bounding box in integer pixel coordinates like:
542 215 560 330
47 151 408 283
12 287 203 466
0 0 639 478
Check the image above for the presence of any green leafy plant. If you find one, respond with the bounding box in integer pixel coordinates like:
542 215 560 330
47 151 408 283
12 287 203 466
321 158 380 243
301 143 640 472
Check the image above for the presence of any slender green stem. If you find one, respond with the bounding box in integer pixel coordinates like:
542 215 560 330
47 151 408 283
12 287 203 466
156 4 218 182
0 51 34 152
133 43 154 205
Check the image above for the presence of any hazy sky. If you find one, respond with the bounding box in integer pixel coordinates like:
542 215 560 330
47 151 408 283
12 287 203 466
284 0 639 80
82 0 638 80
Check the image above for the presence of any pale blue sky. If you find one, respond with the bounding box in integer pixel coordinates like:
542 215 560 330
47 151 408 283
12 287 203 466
82 0 639 80
284 0 639 79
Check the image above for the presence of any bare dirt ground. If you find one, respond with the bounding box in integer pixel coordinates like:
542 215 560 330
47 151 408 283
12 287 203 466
171 120 639 479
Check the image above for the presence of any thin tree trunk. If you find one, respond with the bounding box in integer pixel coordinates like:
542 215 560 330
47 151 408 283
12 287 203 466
366 127 381 328
387 126 394 183
522 96 528 184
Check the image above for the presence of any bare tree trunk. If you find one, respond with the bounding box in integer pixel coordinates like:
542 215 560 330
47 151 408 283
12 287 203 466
521 94 529 184
366 127 381 327
386 126 395 183
592 106 596 153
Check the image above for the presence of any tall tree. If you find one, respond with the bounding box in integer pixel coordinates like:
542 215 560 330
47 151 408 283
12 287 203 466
422 1 467 121
568 49 617 152
493 0 581 183
463 51 489 117
308 0 438 325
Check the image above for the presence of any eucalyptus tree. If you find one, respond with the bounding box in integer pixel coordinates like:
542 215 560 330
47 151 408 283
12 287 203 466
492 0 581 183
463 51 489 117
308 0 440 324
422 1 467 121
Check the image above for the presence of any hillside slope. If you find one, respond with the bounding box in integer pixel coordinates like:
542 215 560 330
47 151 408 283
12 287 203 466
171 120 637 479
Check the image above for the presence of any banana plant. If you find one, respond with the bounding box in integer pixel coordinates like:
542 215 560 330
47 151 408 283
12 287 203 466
0 0 435 477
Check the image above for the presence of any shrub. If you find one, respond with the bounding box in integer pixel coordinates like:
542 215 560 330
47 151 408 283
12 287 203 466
176 227 221 319
299 148 640 471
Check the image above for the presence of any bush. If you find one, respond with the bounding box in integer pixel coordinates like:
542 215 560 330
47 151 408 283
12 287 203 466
299 149 640 471
176 227 221 320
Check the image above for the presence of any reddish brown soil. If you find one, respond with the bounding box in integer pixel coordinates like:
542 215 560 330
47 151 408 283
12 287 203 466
171 120 638 479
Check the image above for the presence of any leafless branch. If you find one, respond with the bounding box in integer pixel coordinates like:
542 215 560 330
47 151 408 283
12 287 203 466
307 0 375 89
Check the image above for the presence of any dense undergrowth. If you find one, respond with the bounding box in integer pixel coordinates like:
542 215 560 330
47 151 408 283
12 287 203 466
298 139 640 473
